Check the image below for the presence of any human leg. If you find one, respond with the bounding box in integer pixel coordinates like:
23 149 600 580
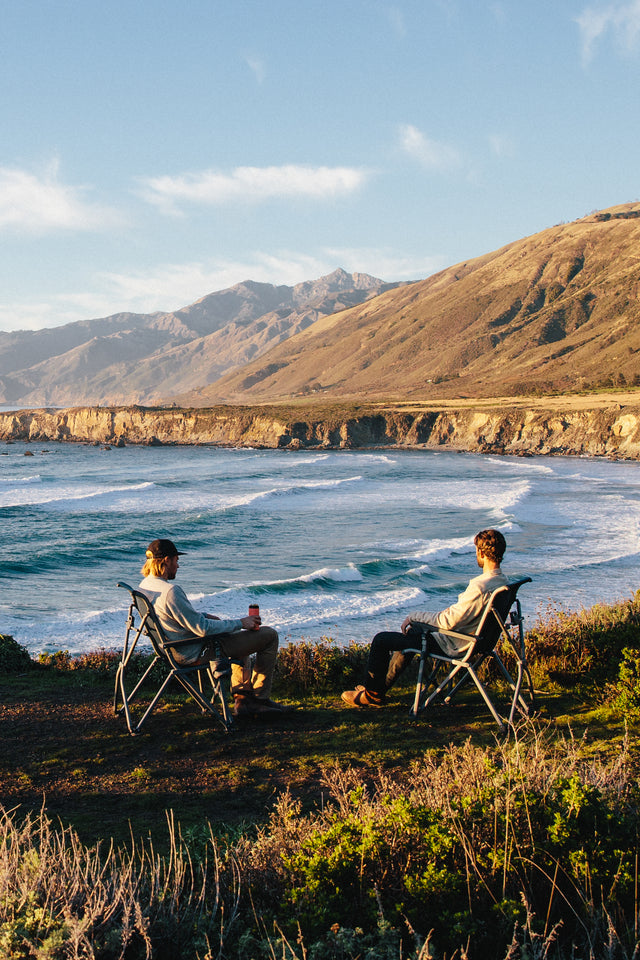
214 627 292 715
342 631 412 708
366 631 413 696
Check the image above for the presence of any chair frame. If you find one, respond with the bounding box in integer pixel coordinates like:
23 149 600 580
113 581 234 735
403 577 534 732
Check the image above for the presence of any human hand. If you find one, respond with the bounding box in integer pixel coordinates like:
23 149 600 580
401 616 412 634
241 615 261 631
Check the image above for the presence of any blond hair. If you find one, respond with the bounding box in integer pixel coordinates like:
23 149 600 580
141 556 170 578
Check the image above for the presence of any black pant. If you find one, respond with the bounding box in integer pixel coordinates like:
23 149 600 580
365 628 445 696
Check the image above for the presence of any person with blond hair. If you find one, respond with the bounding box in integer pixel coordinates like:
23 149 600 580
139 538 289 717
342 529 508 708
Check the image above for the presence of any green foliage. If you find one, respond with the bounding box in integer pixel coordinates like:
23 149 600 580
612 646 640 717
275 639 369 694
235 729 640 958
525 593 640 684
0 634 33 673
38 646 153 682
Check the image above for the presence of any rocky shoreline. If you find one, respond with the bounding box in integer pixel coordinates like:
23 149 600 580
1 402 640 459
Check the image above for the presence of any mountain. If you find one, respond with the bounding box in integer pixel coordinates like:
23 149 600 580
0 269 398 406
183 202 640 405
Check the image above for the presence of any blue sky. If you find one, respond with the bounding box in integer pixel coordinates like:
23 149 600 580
1 0 639 331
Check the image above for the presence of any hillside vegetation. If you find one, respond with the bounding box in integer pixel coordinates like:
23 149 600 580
2 591 640 958
192 202 640 404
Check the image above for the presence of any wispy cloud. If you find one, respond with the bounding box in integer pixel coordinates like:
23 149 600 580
488 133 516 159
399 124 462 171
0 162 120 234
244 53 266 83
576 0 640 62
0 248 442 331
138 164 369 214
383 5 407 38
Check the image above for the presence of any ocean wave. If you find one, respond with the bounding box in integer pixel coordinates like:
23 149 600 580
220 476 366 510
405 477 532 512
0 480 158 511
0 474 41 485
484 456 555 475
300 565 364 583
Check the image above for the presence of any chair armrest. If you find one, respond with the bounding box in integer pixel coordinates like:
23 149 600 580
163 636 204 648
433 627 477 644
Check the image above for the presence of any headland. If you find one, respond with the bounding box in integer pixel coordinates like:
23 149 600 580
1 392 640 458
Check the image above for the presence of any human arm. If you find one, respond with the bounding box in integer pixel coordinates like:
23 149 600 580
206 612 261 630
406 578 487 635
160 585 243 638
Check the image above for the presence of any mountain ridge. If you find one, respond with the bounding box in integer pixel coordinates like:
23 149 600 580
0 269 399 407
184 201 640 404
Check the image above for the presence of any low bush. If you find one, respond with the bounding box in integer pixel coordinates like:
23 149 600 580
611 645 640 718
0 808 238 960
525 592 640 684
275 639 369 694
38 647 153 683
0 634 33 673
233 723 639 958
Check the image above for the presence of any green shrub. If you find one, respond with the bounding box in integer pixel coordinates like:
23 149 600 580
235 727 640 958
275 639 369 694
0 634 33 673
612 646 640 717
525 593 640 684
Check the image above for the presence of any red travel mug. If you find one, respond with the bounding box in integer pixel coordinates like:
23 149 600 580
248 603 260 629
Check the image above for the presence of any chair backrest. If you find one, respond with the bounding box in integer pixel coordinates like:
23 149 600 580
472 578 532 654
118 581 172 661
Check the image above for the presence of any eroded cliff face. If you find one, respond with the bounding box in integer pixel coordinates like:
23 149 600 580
1 404 640 458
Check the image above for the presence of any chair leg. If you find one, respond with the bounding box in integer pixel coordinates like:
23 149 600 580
411 641 428 717
114 655 161 735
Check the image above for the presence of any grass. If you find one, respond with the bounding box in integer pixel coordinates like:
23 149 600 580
2 596 640 958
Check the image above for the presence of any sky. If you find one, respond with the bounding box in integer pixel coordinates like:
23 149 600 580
1 0 639 332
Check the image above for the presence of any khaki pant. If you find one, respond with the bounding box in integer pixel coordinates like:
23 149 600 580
202 626 279 698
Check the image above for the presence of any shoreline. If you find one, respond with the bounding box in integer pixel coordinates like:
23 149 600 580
1 394 640 458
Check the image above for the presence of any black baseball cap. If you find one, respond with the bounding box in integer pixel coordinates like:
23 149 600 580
145 538 185 559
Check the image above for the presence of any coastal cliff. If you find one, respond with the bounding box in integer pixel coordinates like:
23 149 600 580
1 401 640 458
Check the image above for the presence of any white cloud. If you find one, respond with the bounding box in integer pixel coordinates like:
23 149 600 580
383 5 407 38
138 164 369 213
0 162 120 234
0 248 444 331
488 133 516 159
576 1 640 62
399 124 462 171
244 54 266 83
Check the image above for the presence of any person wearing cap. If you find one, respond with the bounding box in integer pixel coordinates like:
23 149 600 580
139 538 287 717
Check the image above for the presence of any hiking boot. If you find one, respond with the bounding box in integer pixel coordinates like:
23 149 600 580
341 686 385 708
232 693 282 717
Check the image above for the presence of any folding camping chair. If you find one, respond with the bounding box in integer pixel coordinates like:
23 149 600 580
403 577 534 733
113 581 234 735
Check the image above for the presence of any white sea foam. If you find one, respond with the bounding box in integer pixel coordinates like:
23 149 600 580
300 565 364 583
0 474 41 485
5 443 640 655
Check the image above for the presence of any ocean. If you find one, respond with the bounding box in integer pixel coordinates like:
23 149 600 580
1 439 640 657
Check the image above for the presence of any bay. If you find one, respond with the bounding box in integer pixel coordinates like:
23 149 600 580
1 440 639 657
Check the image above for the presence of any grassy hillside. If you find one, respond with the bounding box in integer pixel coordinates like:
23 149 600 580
2 592 640 958
192 202 640 405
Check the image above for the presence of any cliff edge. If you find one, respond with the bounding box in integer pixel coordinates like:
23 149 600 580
1 400 640 459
